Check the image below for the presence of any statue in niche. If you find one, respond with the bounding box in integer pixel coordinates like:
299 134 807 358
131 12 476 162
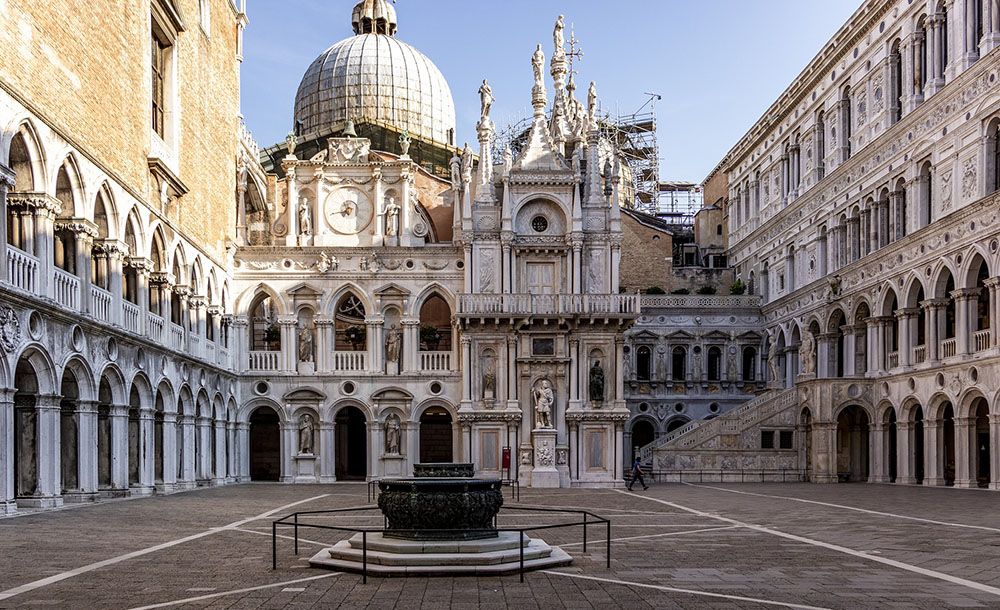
298 324 314 363
692 349 703 381
480 250 495 292
461 143 474 184
767 338 781 383
532 45 545 91
727 346 738 381
553 15 565 52
533 379 554 429
298 413 314 454
385 324 402 363
384 197 401 237
482 351 497 400
587 250 603 293
478 79 494 121
385 416 401 455
589 360 605 403
450 150 463 186
571 146 583 178
297 197 312 236
623 350 632 380
801 331 816 375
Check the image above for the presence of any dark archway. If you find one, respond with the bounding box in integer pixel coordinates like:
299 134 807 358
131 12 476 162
941 402 955 486
630 420 655 463
249 407 280 481
884 409 897 483
336 406 368 480
972 398 991 487
913 406 925 484
800 407 813 482
836 405 870 482
14 359 39 498
59 369 80 494
419 407 453 463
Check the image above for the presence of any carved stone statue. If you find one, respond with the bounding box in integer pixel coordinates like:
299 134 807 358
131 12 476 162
385 323 402 363
589 360 605 403
461 143 474 184
298 324 314 363
533 379 554 429
768 338 781 383
587 81 597 124
285 131 297 156
553 15 565 53
297 197 312 236
450 150 463 186
478 79 494 120
801 331 816 375
385 416 401 455
398 130 411 157
384 197 401 237
298 414 314 454
532 45 545 91
483 370 496 400
316 252 337 273
726 346 738 381
502 145 513 177
479 250 495 293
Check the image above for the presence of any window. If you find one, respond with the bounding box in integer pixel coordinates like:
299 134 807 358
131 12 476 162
989 118 1000 194
761 430 775 449
888 40 903 124
707 347 721 381
815 111 826 178
779 430 793 449
841 86 852 160
636 346 651 381
531 215 548 233
532 338 554 356
671 347 686 381
741 347 756 381
716 224 722 236
151 34 167 137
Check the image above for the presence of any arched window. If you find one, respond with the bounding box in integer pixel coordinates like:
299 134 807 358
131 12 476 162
53 164 78 275
636 346 652 381
671 347 686 381
987 118 1000 195
335 293 367 351
815 111 826 179
707 347 722 381
742 346 757 381
895 178 908 240
418 293 452 352
249 294 279 351
918 161 932 229
785 245 796 292
917 16 929 98
761 262 770 302
841 86 852 161
889 39 903 124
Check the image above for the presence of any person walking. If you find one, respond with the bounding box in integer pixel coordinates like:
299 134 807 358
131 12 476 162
627 456 648 491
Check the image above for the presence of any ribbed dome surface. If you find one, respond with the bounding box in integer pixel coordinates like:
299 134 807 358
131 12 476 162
293 31 456 145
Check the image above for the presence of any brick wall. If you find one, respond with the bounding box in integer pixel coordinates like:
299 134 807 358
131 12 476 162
620 213 672 293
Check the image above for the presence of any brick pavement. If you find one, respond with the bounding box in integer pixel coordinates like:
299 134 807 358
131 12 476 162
2 483 1000 608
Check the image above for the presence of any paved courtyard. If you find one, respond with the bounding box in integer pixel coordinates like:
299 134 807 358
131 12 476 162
2 483 1000 608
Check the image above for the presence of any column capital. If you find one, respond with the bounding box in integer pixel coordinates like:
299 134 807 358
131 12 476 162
54 217 99 239
951 288 978 300
920 298 949 310
127 256 153 273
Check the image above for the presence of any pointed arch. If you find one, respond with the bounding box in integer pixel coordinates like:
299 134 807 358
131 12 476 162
321 281 374 317
6 119 47 192
53 153 85 218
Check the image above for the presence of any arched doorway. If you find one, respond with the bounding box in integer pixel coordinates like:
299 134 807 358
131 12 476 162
419 407 453 463
249 407 280 481
336 406 368 480
14 358 40 498
666 417 689 433
127 386 142 489
972 398 991 488
836 405 869 482
941 402 955 486
59 369 80 494
630 419 655 463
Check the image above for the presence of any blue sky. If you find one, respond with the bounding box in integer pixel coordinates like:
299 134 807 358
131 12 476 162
241 0 860 182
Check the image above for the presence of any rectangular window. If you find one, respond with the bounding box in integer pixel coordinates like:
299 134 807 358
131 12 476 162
532 338 554 356
779 430 793 449
760 430 775 449
151 34 167 137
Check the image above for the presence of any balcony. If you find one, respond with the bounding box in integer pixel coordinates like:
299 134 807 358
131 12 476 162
52 268 79 310
147 312 164 343
912 345 926 364
122 301 141 334
6 246 38 294
888 351 899 369
91 285 112 320
332 351 366 371
249 350 281 371
420 351 451 372
170 323 184 351
457 293 639 317
973 329 991 352
941 338 957 359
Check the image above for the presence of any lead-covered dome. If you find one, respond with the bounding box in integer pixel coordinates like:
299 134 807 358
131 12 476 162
293 0 456 146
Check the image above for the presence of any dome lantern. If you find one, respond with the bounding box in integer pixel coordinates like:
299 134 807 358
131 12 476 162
351 0 397 36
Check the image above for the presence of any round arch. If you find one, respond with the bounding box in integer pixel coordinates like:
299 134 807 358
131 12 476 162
60 355 96 402
14 343 58 395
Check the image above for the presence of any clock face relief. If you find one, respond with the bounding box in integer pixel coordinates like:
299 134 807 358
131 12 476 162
325 188 373 235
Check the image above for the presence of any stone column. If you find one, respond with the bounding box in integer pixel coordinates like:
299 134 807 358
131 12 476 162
816 333 835 378
870 421 885 483
67 221 97 313
506 334 518 410
235 421 250 482
866 318 879 374
922 299 946 362
460 335 473 409
615 338 625 404
952 289 976 356
924 420 944 486
610 238 622 294
990 413 1000 490
319 421 336 483
841 325 856 376
196 416 212 482
314 318 333 372
32 394 63 506
500 237 512 294
897 421 915 484
569 337 580 404
32 198 58 299
162 412 178 489
0 391 13 513
896 309 916 367
77 399 99 498
955 416 975 488
226 420 237 483
179 414 196 487
109 404 129 491
137 408 155 494
278 316 297 372
985 277 1000 348
285 166 299 247
128 257 152 335
813 421 839 483
401 319 420 374
571 240 582 293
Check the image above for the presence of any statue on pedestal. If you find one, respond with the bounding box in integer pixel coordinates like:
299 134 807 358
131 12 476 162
298 325 314 363
385 323 402 364
533 379 554 429
589 360 605 403
553 15 565 53
385 197 401 237
450 150 463 186
298 413 314 454
297 197 312 236
461 143 474 184
532 45 545 91
801 331 816 375
478 79 493 121
385 416 401 455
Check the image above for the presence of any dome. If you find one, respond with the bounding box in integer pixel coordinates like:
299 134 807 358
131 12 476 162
293 2 456 146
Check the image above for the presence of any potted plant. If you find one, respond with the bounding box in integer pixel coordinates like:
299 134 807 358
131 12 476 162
420 325 442 351
730 279 746 295
345 325 366 350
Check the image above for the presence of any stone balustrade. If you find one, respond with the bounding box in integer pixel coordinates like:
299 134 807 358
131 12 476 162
458 293 639 317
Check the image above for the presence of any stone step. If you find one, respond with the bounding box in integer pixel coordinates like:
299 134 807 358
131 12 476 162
309 543 573 576
346 531 529 554
327 537 555 567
